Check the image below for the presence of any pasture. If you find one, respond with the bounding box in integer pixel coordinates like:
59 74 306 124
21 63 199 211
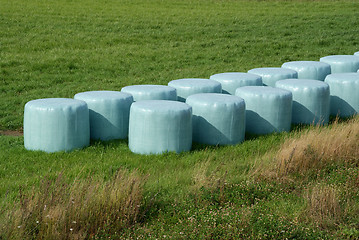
1 0 359 239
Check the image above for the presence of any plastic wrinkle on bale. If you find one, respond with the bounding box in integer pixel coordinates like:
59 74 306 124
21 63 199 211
24 98 90 153
209 72 262 95
320 55 359 73
275 79 330 125
235 86 292 135
74 91 133 141
168 78 222 102
281 61 331 81
121 85 177 101
128 100 192 154
324 73 359 117
247 67 298 87
354 51 359 56
186 93 245 145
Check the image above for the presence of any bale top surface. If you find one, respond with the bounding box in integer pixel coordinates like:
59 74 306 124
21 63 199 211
210 72 262 82
276 79 329 90
186 93 244 105
320 55 359 63
25 98 86 109
131 100 191 112
75 91 132 101
325 73 359 83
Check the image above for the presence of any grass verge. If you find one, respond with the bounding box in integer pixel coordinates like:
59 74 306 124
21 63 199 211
256 117 359 180
1 117 359 239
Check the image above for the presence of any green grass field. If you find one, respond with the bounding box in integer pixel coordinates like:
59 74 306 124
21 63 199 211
1 0 359 239
1 0 359 130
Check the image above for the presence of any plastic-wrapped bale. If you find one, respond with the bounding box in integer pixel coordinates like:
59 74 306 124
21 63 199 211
168 78 222 102
320 55 359 73
186 93 245 145
247 67 298 87
24 98 89 152
281 61 331 81
209 72 262 95
74 91 133 141
275 79 330 125
235 86 292 135
324 73 359 117
121 85 177 101
354 51 359 56
129 100 192 154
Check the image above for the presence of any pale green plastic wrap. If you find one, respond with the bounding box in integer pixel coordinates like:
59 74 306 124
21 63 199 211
121 85 177 101
320 55 359 73
74 91 133 141
235 86 292 135
186 93 245 145
209 72 262 95
324 73 359 117
281 61 331 81
275 79 330 125
355 52 359 56
128 100 192 154
24 98 90 152
168 78 222 102
247 67 298 87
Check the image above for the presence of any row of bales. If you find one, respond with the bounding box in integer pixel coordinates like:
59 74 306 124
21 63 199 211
24 52 359 154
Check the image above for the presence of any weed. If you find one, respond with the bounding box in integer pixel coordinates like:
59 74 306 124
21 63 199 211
1 170 145 240
304 184 342 229
257 117 359 179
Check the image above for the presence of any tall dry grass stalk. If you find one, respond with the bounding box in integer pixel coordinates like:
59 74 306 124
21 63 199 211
273 117 359 178
191 160 227 204
192 160 227 192
2 169 145 240
305 184 342 228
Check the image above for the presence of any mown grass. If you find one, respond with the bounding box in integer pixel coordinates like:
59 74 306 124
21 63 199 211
1 0 359 239
1 0 359 130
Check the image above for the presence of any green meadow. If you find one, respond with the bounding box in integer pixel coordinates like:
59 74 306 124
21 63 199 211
1 0 359 239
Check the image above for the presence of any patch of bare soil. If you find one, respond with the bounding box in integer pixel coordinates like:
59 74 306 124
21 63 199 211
0 130 23 136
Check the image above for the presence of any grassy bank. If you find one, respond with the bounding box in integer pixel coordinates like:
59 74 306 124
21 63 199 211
2 117 359 239
1 0 359 239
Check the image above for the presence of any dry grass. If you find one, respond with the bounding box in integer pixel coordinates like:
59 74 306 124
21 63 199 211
256 117 359 179
192 160 227 190
304 184 342 229
191 160 227 204
1 169 145 240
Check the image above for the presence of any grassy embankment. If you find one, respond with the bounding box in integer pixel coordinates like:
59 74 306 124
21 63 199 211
1 0 359 239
